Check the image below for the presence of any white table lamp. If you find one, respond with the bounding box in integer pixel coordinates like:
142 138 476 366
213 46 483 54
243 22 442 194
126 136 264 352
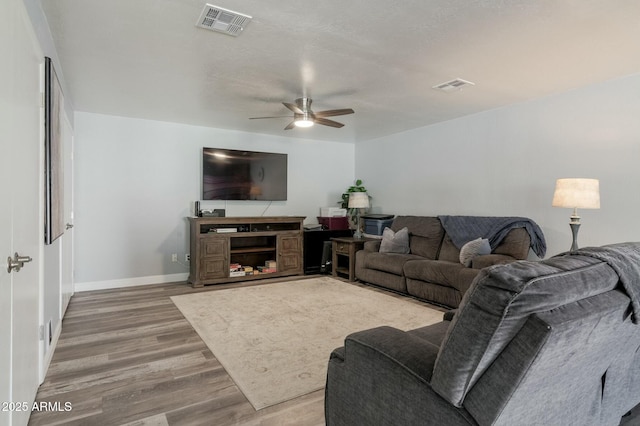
348 192 370 239
552 178 600 252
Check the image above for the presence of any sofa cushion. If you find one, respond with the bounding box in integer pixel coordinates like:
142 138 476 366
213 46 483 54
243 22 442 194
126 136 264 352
404 259 468 292
363 239 381 252
459 238 491 267
440 228 530 263
380 226 410 254
363 252 422 275
471 254 517 269
438 234 461 263
391 216 444 259
464 290 634 426
430 254 621 407
456 268 482 295
406 279 465 308
438 216 546 258
493 227 530 259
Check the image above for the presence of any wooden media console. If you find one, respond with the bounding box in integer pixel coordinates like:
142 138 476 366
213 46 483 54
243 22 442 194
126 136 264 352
188 216 305 287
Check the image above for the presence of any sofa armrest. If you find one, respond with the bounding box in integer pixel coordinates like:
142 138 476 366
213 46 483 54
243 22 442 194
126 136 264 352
343 326 439 382
363 240 381 252
471 253 517 269
326 326 474 426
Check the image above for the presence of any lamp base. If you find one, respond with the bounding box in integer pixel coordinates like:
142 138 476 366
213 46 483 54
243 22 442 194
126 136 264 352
353 214 363 239
569 222 580 252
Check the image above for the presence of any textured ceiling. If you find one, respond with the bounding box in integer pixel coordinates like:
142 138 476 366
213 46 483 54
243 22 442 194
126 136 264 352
40 0 640 143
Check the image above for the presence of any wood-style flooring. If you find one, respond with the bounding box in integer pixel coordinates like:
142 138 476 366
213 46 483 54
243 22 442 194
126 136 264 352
29 275 638 426
28 277 332 426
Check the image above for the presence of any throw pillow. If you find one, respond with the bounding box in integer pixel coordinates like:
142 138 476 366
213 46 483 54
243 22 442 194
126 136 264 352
379 227 410 254
459 238 491 267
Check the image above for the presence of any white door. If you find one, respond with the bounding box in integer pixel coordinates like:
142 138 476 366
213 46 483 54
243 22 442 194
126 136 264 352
0 13 13 422
1 0 44 425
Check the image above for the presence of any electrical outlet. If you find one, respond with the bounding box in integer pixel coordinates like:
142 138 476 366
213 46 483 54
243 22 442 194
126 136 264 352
185 254 190 262
171 253 178 262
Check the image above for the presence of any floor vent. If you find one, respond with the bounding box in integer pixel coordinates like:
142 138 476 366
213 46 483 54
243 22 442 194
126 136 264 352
196 4 252 37
432 78 475 92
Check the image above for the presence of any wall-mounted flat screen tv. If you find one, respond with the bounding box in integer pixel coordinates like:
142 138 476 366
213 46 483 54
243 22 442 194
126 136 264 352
202 148 288 201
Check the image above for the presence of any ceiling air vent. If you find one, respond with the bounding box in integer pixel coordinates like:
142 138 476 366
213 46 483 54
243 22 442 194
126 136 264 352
432 78 475 93
196 4 252 37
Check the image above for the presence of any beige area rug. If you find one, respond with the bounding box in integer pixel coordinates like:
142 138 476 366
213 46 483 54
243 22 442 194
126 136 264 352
170 276 443 410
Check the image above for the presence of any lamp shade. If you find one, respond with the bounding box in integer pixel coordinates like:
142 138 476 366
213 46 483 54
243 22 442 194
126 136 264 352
348 192 370 209
552 178 600 209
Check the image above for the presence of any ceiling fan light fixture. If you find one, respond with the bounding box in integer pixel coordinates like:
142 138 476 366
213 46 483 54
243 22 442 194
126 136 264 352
294 111 314 128
294 118 314 128
249 97 353 130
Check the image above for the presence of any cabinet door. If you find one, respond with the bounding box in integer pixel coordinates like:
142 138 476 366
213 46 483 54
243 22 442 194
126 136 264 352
199 237 228 280
278 234 302 273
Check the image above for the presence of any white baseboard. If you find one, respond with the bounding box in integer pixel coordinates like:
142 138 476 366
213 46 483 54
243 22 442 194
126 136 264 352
74 273 189 292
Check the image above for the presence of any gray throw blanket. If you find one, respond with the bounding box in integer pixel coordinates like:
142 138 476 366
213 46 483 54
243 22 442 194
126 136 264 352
572 243 640 324
438 216 547 258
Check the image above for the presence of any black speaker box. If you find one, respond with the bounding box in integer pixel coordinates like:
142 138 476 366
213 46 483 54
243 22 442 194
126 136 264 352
320 241 333 273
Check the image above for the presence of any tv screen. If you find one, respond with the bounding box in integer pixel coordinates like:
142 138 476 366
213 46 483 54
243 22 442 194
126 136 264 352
202 148 288 201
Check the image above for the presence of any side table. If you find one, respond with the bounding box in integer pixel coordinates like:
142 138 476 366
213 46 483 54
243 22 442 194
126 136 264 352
331 237 371 281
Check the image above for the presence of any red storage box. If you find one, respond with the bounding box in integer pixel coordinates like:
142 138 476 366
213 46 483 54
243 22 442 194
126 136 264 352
317 216 349 230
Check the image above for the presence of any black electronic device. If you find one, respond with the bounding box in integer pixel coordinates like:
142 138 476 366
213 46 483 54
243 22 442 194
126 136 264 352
320 241 332 274
303 228 352 274
200 208 226 218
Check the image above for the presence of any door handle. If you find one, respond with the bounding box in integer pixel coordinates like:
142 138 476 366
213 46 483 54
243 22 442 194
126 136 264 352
66 223 74 230
7 252 33 273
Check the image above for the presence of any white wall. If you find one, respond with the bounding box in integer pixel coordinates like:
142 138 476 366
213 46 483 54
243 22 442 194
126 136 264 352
356 73 640 258
22 0 73 125
74 112 355 287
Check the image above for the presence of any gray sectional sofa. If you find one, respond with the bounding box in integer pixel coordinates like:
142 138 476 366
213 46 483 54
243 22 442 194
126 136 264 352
355 215 545 307
326 242 640 425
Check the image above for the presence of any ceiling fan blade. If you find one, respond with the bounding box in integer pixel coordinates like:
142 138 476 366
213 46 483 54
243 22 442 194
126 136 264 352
313 108 354 118
249 116 291 120
283 102 304 114
284 121 297 130
314 117 344 128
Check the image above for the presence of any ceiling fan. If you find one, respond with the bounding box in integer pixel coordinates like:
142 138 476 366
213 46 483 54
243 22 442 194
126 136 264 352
249 97 354 130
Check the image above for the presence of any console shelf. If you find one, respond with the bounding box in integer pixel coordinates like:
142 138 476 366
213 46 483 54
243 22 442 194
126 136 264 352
230 247 275 254
188 216 305 287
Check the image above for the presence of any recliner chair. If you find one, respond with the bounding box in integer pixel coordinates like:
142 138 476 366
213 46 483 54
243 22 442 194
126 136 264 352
326 243 640 425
